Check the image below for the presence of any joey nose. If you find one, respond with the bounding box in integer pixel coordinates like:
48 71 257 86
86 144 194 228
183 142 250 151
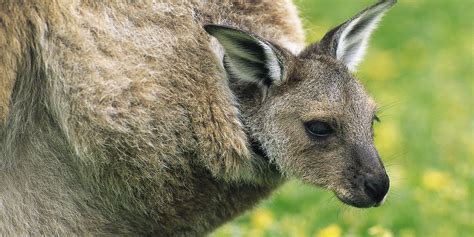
363 173 389 204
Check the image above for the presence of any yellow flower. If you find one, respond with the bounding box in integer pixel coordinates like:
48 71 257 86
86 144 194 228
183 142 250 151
315 224 342 237
422 170 450 191
368 225 394 237
251 208 274 230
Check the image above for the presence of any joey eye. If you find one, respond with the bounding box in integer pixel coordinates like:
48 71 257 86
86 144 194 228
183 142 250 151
305 121 334 138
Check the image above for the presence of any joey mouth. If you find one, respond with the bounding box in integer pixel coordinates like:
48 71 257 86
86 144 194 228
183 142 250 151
335 191 375 208
335 192 387 208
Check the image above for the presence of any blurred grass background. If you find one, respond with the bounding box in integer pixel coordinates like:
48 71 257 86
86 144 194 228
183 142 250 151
213 0 473 236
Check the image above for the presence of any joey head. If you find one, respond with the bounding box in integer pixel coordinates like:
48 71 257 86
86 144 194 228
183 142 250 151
205 0 396 208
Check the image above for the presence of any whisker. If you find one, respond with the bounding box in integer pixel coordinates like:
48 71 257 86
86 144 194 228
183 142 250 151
377 100 405 114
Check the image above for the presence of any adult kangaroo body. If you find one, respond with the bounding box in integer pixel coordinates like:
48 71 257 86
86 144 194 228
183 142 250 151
0 0 396 235
0 1 303 235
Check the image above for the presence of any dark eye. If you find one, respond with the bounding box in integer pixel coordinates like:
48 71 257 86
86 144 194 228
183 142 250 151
372 115 380 127
373 115 381 123
305 121 334 138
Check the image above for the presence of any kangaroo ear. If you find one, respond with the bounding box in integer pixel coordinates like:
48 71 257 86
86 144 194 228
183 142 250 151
204 24 286 87
313 0 396 72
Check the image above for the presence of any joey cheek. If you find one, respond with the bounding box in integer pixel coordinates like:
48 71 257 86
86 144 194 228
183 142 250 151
294 148 344 181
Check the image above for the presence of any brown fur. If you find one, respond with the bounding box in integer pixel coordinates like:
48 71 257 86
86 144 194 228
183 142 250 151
0 0 395 235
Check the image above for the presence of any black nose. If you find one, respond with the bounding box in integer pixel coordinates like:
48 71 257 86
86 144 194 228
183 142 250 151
363 173 390 203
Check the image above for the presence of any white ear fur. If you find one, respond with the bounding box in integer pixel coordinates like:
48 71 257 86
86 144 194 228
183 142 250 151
259 42 282 84
335 0 396 72
223 41 282 84
204 25 283 87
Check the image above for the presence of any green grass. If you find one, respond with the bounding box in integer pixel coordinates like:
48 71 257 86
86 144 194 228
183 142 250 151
213 0 473 236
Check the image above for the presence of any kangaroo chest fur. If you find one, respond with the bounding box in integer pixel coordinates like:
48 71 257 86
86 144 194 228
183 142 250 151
0 0 304 235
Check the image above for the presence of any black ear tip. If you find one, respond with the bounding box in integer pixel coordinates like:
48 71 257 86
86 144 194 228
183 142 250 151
203 24 213 34
204 24 241 36
203 24 220 35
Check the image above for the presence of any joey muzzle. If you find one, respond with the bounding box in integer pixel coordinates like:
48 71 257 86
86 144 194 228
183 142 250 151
357 144 389 206
364 172 390 206
338 145 390 208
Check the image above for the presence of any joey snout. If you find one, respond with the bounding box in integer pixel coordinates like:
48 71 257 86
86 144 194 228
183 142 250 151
336 145 390 208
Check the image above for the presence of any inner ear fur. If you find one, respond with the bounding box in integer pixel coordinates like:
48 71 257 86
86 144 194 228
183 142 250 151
298 0 396 72
204 24 291 88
